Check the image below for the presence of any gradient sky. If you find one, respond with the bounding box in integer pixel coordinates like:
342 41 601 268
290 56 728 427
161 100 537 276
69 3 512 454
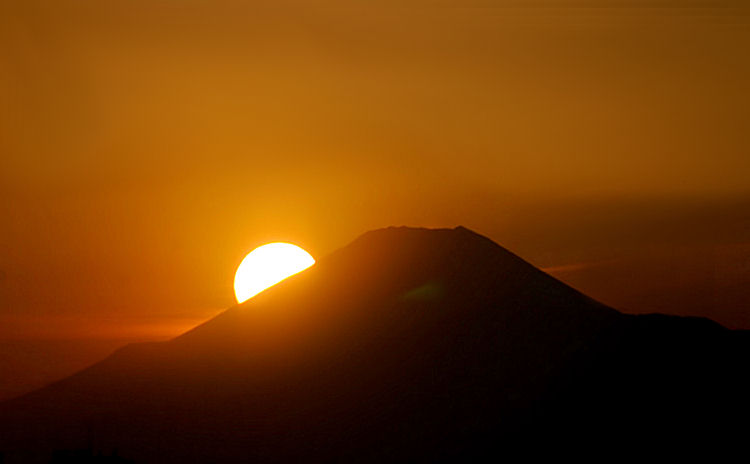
1 0 749 357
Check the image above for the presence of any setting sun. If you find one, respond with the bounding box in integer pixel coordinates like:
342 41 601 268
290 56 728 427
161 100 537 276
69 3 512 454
233 243 315 304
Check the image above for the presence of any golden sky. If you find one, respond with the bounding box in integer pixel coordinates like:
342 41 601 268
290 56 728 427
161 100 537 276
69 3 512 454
1 1 749 341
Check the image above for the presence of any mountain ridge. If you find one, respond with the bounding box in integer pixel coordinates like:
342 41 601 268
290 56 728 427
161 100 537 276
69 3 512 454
1 226 747 462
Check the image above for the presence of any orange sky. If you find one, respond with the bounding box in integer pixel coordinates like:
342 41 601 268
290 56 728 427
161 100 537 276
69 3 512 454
1 0 749 344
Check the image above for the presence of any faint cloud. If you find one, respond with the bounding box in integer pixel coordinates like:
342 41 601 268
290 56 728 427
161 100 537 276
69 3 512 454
542 259 619 275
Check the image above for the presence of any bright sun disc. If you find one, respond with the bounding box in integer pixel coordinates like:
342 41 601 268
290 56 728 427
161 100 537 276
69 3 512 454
233 243 315 304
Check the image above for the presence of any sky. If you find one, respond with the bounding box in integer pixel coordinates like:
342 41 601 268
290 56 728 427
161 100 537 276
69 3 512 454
1 0 749 359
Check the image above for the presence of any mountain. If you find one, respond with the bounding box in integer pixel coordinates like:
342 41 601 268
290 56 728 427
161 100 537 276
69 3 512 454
1 226 747 462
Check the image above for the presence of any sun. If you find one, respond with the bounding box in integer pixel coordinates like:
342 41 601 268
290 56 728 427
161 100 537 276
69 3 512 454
233 242 315 304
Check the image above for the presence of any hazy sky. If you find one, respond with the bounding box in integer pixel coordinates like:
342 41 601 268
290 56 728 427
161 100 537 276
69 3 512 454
1 0 749 343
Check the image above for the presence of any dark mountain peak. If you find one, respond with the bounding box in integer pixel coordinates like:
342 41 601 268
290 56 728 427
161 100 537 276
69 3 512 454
173 226 614 357
324 225 608 312
352 224 474 240
343 225 504 256
322 225 537 291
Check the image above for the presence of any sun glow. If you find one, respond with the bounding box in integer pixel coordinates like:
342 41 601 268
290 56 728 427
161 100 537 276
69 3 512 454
233 243 315 304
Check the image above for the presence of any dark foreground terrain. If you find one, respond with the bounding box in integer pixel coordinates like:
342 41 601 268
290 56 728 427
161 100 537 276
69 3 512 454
1 226 747 462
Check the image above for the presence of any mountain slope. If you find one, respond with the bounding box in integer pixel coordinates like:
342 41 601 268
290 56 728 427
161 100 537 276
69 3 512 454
1 226 747 462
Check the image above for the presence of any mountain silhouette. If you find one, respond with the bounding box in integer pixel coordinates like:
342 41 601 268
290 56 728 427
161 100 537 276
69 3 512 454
1 226 747 462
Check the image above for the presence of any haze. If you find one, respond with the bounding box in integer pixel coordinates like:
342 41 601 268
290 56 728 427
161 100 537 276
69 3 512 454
1 1 748 398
